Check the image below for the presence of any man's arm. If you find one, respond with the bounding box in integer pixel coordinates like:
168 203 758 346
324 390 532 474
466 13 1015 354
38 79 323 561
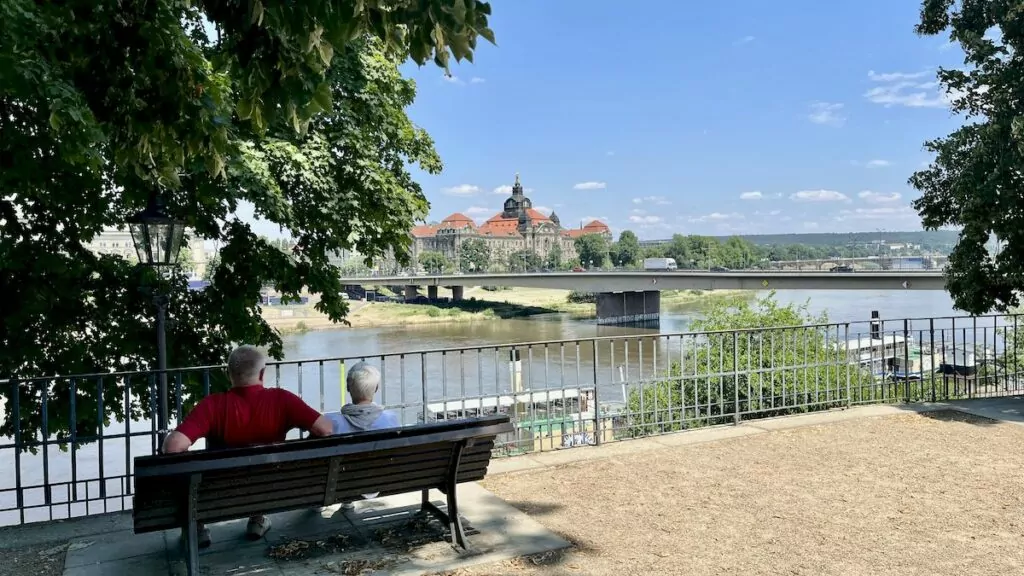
161 396 216 453
280 390 333 436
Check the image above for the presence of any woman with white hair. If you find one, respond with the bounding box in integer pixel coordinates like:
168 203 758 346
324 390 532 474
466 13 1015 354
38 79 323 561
328 362 401 433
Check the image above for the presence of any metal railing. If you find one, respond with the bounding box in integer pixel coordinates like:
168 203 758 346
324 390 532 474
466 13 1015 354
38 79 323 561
1 313 1021 526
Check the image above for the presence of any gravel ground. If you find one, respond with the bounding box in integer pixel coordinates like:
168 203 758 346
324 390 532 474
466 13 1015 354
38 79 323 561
440 411 1024 576
1 542 68 576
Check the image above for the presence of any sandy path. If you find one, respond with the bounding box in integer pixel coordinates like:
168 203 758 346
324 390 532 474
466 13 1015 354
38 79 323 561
441 411 1024 576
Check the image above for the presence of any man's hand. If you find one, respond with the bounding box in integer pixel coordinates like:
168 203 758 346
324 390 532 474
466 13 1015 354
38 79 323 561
161 430 193 454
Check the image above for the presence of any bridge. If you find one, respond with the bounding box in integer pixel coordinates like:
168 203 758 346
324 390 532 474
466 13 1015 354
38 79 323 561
770 255 949 270
340 271 947 325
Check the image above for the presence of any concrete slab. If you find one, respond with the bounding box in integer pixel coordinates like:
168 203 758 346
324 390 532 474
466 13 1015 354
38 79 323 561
61 484 570 576
740 404 942 431
651 423 766 446
947 396 1024 424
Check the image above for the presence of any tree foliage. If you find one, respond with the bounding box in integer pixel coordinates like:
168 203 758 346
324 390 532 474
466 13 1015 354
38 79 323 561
612 230 641 267
545 242 563 270
908 0 1023 313
626 293 872 435
574 234 610 268
507 249 543 272
459 238 490 272
1 1 495 448
419 251 449 274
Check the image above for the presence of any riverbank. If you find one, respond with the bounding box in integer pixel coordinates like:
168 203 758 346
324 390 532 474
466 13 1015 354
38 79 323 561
263 287 751 333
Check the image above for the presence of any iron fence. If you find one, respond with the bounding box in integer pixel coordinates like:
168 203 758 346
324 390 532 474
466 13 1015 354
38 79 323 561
1 313 1021 526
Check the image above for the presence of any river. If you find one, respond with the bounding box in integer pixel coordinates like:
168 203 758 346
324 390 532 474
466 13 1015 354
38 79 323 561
280 289 963 360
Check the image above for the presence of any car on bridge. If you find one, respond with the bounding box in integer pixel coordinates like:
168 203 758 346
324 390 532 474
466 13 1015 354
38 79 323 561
831 265 855 273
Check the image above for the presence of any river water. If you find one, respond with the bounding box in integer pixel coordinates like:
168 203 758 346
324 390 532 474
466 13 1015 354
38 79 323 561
281 289 963 360
0 288 981 526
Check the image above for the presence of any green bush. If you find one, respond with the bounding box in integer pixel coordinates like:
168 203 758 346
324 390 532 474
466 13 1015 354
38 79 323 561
567 291 596 303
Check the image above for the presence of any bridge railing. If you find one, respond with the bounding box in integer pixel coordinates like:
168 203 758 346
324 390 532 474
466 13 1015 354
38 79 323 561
0 313 1020 526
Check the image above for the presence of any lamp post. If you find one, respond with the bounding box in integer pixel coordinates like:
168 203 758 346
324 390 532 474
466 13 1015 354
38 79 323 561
129 192 186 446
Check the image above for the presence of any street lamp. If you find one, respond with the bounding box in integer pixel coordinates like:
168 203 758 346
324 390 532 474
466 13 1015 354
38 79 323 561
129 192 186 446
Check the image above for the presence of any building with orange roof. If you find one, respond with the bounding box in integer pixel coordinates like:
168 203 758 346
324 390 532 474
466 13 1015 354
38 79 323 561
410 174 612 270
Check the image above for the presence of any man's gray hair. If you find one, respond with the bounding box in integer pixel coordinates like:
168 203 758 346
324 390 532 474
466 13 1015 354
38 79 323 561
347 362 381 402
227 345 267 386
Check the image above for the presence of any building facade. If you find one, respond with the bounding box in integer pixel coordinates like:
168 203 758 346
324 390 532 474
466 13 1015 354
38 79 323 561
411 174 611 270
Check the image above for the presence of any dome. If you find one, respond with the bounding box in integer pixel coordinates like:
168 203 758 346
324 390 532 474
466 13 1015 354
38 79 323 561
550 211 561 225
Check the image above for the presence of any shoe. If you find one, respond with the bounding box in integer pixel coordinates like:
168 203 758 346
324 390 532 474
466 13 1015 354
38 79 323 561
245 515 272 540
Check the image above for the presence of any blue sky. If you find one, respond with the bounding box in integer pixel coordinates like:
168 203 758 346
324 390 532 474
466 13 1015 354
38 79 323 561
397 0 969 239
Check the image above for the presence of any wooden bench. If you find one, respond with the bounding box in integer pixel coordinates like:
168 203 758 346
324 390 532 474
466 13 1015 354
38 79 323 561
132 415 513 575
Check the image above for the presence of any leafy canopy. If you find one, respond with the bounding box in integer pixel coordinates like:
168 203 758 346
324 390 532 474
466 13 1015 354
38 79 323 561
0 1 494 447
910 0 1024 313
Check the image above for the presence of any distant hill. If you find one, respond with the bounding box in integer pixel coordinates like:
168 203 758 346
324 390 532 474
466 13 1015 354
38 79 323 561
713 230 960 250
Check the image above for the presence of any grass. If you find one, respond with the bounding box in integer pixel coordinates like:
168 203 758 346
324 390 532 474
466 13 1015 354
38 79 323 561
265 287 755 331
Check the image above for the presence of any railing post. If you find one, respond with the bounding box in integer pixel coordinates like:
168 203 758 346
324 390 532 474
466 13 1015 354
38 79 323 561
421 354 429 423
12 378 24 524
733 331 740 425
903 319 911 402
844 323 851 408
929 318 936 403
592 340 601 445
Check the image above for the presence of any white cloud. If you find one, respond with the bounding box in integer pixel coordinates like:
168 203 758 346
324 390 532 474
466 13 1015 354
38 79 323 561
470 77 486 84
493 184 534 195
463 206 493 216
739 191 763 200
442 184 481 196
858 191 902 204
689 212 744 223
866 159 891 168
629 215 664 224
864 69 953 108
790 189 850 202
867 70 930 82
573 181 607 190
754 209 783 217
803 222 820 230
632 195 671 205
734 35 756 46
808 102 846 127
533 206 552 215
442 74 465 85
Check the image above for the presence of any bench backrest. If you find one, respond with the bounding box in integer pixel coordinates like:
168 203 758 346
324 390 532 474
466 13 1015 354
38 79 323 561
132 415 512 533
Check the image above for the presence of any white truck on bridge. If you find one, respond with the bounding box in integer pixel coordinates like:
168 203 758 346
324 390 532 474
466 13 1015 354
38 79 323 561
643 257 677 271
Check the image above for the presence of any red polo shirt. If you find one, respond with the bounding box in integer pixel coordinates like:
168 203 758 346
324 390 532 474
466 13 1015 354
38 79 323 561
175 385 321 449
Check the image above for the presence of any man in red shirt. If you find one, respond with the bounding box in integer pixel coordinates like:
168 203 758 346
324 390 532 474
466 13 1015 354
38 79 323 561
162 345 332 546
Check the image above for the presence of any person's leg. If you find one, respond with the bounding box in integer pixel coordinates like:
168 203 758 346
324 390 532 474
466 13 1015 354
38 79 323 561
245 515 272 540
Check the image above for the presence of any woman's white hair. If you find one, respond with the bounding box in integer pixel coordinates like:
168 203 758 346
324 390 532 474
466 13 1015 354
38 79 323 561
347 362 381 402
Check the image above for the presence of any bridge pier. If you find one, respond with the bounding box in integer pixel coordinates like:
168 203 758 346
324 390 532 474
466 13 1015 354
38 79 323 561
404 285 419 300
450 286 464 301
596 291 660 325
427 285 438 300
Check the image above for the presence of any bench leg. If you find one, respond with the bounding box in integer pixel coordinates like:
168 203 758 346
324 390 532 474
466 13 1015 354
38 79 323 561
419 442 469 550
182 474 201 576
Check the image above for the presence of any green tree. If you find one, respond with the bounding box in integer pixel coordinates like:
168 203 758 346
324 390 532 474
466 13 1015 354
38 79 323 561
508 249 542 272
459 239 491 272
626 293 872 436
1 2 494 448
908 0 1021 313
419 251 449 274
545 243 563 270
614 230 641 267
574 234 610 268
